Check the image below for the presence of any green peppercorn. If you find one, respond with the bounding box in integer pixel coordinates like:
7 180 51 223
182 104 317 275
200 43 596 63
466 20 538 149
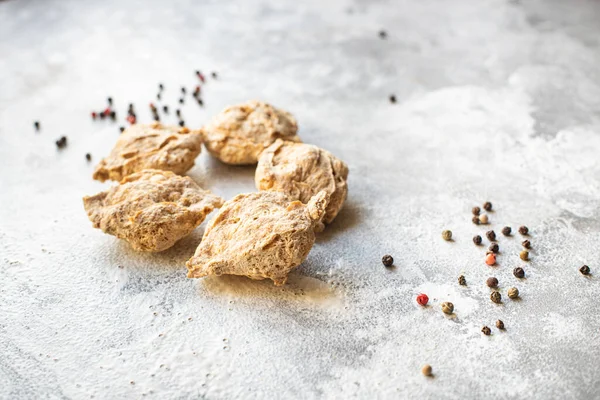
508 287 519 299
483 202 492 211
490 291 502 304
458 275 466 286
481 326 491 335
442 230 452 241
488 243 499 253
472 216 481 225
486 277 498 288
513 267 525 279
519 226 529 235
472 206 481 216
382 255 394 267
479 214 489 224
473 235 482 245
441 302 454 314
422 364 432 376
519 250 529 261
580 265 590 275
496 319 505 329
522 239 531 249
486 230 496 242
502 226 511 236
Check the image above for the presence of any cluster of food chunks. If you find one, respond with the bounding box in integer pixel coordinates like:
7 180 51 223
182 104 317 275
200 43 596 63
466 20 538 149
83 101 349 285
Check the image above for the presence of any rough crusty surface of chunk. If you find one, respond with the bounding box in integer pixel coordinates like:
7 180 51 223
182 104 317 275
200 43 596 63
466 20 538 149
255 139 349 225
93 122 203 182
83 169 224 252
186 190 329 285
200 100 301 165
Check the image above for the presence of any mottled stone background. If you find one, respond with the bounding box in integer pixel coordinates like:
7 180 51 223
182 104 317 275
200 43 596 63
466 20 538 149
1 0 600 398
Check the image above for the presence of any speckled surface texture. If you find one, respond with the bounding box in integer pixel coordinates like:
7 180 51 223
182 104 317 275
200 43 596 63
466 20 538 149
1 0 600 398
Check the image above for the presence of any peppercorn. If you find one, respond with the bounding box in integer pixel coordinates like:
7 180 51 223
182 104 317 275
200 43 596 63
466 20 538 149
157 93 161 101
159 83 164 90
519 250 529 261
458 275 466 286
522 239 531 249
508 287 519 299
119 126 125 133
382 255 393 267
485 253 496 266
180 87 186 94
379 30 387 39
193 86 201 96
179 120 185 127
176 109 181 117
502 226 511 236
389 95 396 104
107 97 113 105
197 98 204 106
473 235 482 245
211 72 218 79
441 302 454 314
110 111 116 120
513 267 525 279
128 103 134 111
490 291 501 304
481 326 491 335
472 206 480 216
488 243 499 253
153 114 160 122
486 230 496 242
179 98 184 104
442 230 452 241
486 277 498 288
55 136 67 149
519 226 529 235
479 214 489 224
496 320 505 330
580 265 590 275
99 112 106 119
422 364 432 376
91 112 97 119
85 153 91 161
34 121 40 131
483 201 492 211
417 293 429 306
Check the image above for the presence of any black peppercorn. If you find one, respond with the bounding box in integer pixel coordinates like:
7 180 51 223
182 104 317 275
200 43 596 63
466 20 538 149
488 243 499 253
179 98 184 104
176 109 181 117
472 216 480 225
379 30 387 39
473 235 482 245
519 226 529 235
580 265 590 275
502 226 511 236
211 72 218 79
163 105 168 113
482 326 491 335
458 275 466 286
496 320 504 330
157 93 161 100
522 239 531 249
99 112 106 119
110 111 116 120
483 201 492 211
472 206 480 216
389 95 396 104
486 277 498 288
119 126 125 133
55 136 67 149
179 120 185 127
153 115 160 122
490 291 501 304
85 153 91 161
513 267 525 279
159 83 164 90
382 255 394 268
34 121 40 131
107 97 113 105
486 230 496 242
197 98 204 106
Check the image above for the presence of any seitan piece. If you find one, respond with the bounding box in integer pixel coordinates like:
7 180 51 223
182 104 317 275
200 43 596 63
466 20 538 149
255 139 348 226
93 122 203 182
83 169 223 252
186 190 329 285
200 101 300 165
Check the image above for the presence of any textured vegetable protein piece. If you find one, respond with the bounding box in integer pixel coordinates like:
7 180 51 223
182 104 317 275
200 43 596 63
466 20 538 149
200 101 300 165
93 122 203 182
186 190 329 285
83 169 223 252
255 139 349 226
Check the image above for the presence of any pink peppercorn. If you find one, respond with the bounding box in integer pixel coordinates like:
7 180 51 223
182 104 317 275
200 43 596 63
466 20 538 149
416 293 429 306
485 253 496 266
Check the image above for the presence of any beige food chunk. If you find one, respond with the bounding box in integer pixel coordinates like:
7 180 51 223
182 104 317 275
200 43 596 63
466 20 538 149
186 190 329 285
83 169 224 252
201 101 300 165
255 139 349 226
93 122 203 182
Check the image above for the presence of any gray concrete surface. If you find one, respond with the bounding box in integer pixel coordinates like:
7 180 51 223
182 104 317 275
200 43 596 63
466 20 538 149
1 0 600 398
